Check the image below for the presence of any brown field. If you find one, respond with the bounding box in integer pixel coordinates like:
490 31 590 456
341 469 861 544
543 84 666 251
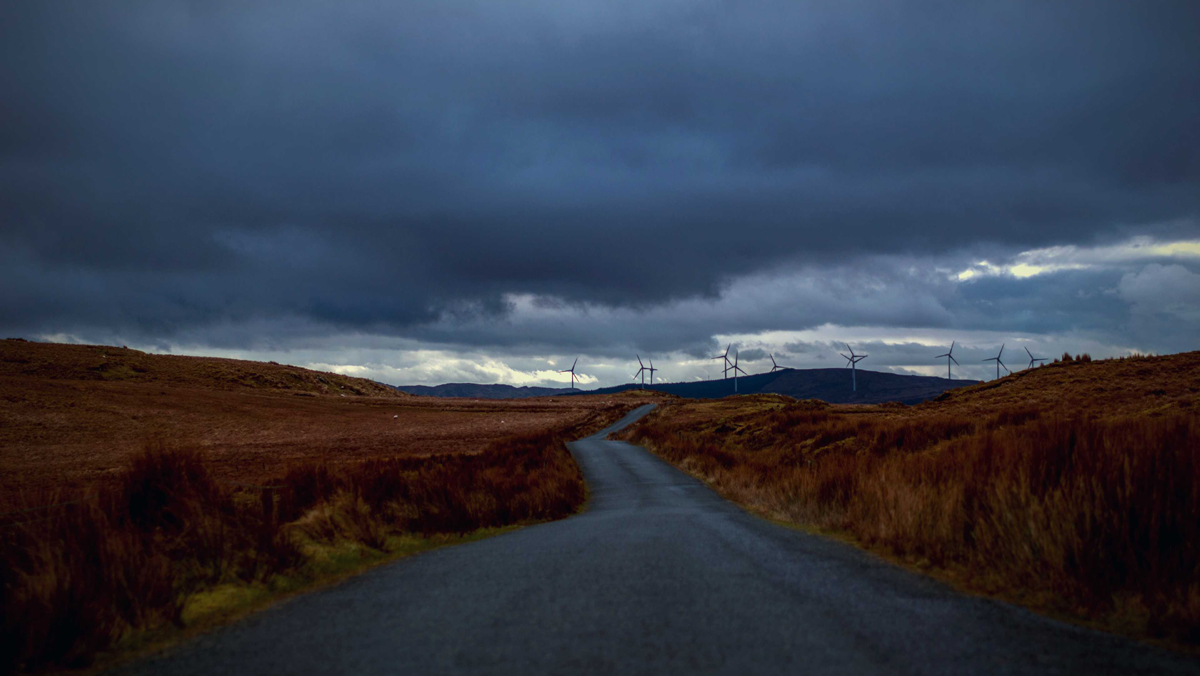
0 339 653 672
0 339 637 498
617 352 1200 646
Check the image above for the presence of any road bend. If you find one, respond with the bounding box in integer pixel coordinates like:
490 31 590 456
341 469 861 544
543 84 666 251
120 404 1199 675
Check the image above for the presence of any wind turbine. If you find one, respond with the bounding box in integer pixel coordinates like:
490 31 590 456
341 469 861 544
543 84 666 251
839 343 867 392
934 341 960 380
648 359 658 386
557 357 580 389
732 350 748 392
1025 346 1048 370
983 344 1010 380
769 354 788 372
711 344 733 379
632 355 649 389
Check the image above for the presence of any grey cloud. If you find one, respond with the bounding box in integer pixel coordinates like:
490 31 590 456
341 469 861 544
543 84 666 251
735 348 768 362
1116 264 1200 352
1119 264 1200 321
1 0 1198 356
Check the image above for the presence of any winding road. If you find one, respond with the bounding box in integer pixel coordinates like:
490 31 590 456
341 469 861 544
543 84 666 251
122 404 1199 675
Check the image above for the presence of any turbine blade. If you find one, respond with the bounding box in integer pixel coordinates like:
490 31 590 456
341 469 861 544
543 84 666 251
572 357 578 370
950 356 960 365
1025 346 1033 359
949 341 955 353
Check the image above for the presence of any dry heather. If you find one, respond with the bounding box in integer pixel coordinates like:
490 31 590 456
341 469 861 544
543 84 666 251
0 339 403 396
0 339 644 672
0 339 636 494
0 420 611 673
618 352 1200 644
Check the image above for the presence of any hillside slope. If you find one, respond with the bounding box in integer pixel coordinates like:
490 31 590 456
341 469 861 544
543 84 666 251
0 339 404 397
921 350 1200 417
0 339 642 496
617 351 1200 646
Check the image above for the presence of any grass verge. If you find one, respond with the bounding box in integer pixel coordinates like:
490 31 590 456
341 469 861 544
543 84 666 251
84 528 516 674
0 399 640 674
616 399 1200 648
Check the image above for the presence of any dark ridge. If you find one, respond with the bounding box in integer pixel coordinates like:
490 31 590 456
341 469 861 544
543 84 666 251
574 369 977 404
401 369 978 404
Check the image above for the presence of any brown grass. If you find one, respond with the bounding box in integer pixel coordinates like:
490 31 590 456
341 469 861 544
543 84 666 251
617 352 1200 645
0 339 646 673
0 339 639 495
0 424 599 673
0 339 405 397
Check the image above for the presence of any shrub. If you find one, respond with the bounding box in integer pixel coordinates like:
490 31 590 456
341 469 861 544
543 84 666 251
0 429 586 672
623 403 1200 642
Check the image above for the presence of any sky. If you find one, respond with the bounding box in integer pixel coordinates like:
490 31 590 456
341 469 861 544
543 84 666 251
2 1 1198 387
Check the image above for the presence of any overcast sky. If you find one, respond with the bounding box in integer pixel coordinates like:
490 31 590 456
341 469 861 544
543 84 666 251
3 1 1198 387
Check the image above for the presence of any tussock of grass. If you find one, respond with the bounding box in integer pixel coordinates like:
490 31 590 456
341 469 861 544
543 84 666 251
621 398 1200 645
0 429 587 673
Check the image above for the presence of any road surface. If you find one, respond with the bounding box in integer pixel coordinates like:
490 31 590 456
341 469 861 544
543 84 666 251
121 404 1199 675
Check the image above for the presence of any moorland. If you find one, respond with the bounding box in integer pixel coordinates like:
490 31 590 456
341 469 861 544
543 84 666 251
0 339 649 672
617 351 1200 646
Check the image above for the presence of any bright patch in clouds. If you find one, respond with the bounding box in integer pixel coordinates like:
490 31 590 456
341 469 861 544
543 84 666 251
311 355 599 388
955 237 1200 281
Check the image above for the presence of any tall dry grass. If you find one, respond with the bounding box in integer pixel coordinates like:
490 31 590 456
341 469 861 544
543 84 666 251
623 403 1200 642
0 430 586 673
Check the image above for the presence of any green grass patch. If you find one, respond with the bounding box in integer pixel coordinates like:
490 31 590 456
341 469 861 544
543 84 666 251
90 527 520 674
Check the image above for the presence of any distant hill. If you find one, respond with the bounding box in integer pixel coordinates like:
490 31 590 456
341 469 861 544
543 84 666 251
573 368 977 405
399 368 977 404
395 383 576 399
0 339 405 397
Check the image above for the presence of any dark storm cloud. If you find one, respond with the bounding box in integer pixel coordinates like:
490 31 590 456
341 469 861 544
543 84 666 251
2 0 1198 347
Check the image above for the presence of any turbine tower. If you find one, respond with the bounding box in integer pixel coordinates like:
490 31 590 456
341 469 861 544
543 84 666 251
711 344 733 379
839 343 867 392
769 354 787 372
1025 346 1048 370
934 341 960 380
633 355 649 389
732 350 748 392
557 357 580 389
983 344 1010 380
648 359 658 386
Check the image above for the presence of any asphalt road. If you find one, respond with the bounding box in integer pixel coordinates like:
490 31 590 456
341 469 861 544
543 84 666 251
121 404 1199 675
